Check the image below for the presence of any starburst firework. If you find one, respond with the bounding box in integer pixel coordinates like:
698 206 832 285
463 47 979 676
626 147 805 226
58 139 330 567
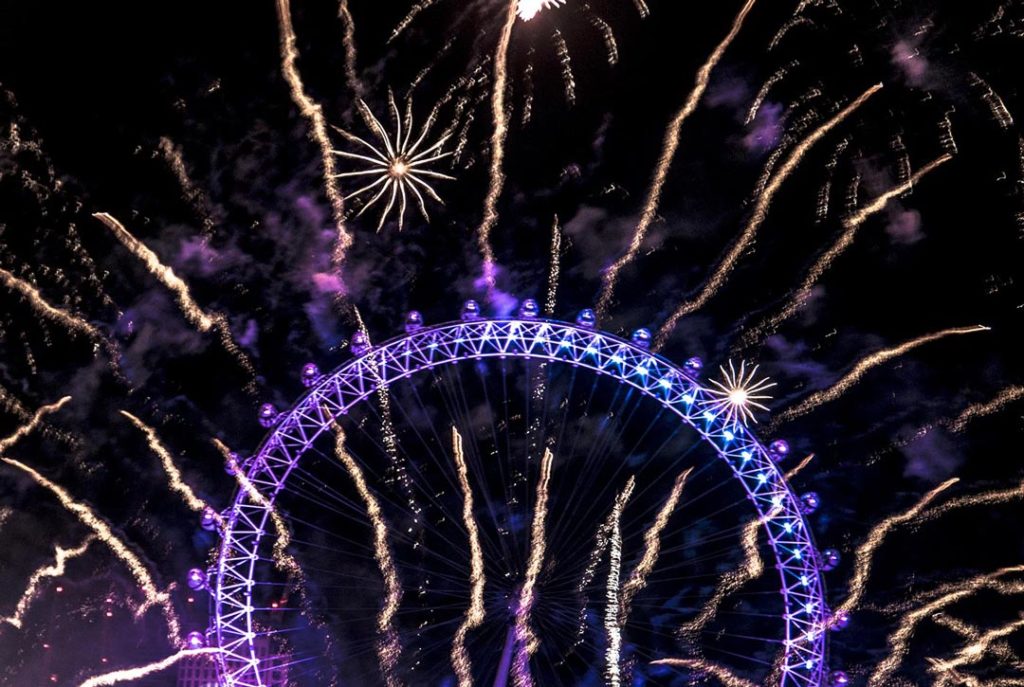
333 96 455 232
517 0 566 21
703 361 776 426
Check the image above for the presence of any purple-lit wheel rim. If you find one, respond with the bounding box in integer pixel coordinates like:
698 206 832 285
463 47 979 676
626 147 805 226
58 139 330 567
212 318 829 686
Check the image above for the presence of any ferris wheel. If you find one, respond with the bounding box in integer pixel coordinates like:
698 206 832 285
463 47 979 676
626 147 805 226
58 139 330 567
208 301 838 687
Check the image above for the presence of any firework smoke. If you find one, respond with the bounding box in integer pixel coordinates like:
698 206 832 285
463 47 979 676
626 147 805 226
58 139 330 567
512 448 554 687
76 648 221 687
1 457 180 643
596 0 758 317
450 427 485 687
650 657 757 687
654 83 883 349
2 537 93 629
739 154 953 348
772 325 991 425
329 422 403 687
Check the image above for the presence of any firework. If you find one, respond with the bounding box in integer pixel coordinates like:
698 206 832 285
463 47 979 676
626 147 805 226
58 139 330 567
703 361 776 426
552 29 576 105
157 137 215 235
738 154 953 349
275 0 351 266
0 384 31 422
868 565 1024 686
332 96 455 232
0 396 70 454
772 325 991 426
1 457 180 643
785 453 815 480
337 0 364 98
596 0 759 318
329 422 403 687
619 467 692 623
517 0 565 21
545 216 562 316
832 478 959 621
512 448 554 687
75 648 221 687
948 386 1024 433
932 617 1024 684
0 268 108 353
476 0 519 291
120 412 221 527
653 83 883 349
930 614 1024 677
916 479 1024 526
650 657 757 687
2 537 93 629
450 427 485 687
604 478 626 687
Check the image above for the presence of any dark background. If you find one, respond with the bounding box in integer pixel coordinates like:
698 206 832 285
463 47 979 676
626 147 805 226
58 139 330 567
0 0 1022 684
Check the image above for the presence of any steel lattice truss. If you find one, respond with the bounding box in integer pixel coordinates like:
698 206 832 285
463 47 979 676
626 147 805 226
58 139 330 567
213 318 830 687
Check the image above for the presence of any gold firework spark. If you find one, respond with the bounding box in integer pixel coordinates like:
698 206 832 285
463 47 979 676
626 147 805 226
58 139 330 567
932 617 1024 684
513 448 554 687
545 215 562 316
2 536 93 629
76 648 221 687
333 96 455 231
650 657 757 687
703 361 776 426
739 154 952 349
604 479 627 687
773 324 990 426
337 0 364 98
157 137 216 236
120 412 221 528
328 422 403 687
275 0 352 266
654 83 883 349
450 427 485 687
596 0 759 318
916 479 1024 526
0 396 71 455
1 457 180 643
948 386 1024 433
0 267 109 353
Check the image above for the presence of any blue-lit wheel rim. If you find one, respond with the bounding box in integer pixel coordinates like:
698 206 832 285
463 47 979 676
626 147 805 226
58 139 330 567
212 317 829 687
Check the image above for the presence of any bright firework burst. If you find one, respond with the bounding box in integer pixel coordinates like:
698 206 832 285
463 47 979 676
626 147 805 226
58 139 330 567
332 96 456 232
703 361 776 427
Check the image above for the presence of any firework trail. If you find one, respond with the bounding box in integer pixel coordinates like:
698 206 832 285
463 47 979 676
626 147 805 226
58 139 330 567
120 412 222 527
746 61 797 125
738 154 953 349
512 448 554 687
2 536 93 629
785 453 815 480
948 386 1024 433
604 476 627 687
596 0 759 318
93 213 257 389
932 616 1024 684
619 467 692 623
450 427 485 687
0 384 31 422
1 458 180 642
337 0 364 98
157 137 215 235
0 267 110 354
76 648 221 687
930 614 1024 675
653 83 883 349
545 216 562 316
584 9 619 65
274 0 351 267
475 0 519 292
772 325 991 426
868 566 1024 686
329 423 403 687
518 0 565 21
831 478 959 621
915 478 1024 526
650 657 757 687
552 29 576 105
969 71 1014 130
0 396 71 454
389 0 438 43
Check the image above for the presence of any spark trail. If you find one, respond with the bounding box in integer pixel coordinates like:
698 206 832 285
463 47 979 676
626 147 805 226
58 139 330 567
650 657 757 687
337 0 364 98
512 448 554 687
94 213 256 389
931 617 1024 684
596 0 759 318
619 467 692 623
604 475 627 687
738 154 953 348
76 648 221 687
275 0 351 266
831 478 959 620
948 386 1024 433
2 537 93 629
476 0 519 291
450 427 485 687
916 478 1024 526
868 566 1024 686
158 137 215 235
0 458 180 643
654 83 883 349
0 396 71 454
329 423 403 687
0 267 108 352
121 412 222 528
772 325 991 425
545 216 562 316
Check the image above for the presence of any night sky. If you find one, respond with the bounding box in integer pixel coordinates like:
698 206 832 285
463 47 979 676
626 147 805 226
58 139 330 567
1 1 1023 685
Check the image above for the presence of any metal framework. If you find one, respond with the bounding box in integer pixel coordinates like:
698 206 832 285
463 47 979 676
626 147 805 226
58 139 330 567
212 317 830 687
